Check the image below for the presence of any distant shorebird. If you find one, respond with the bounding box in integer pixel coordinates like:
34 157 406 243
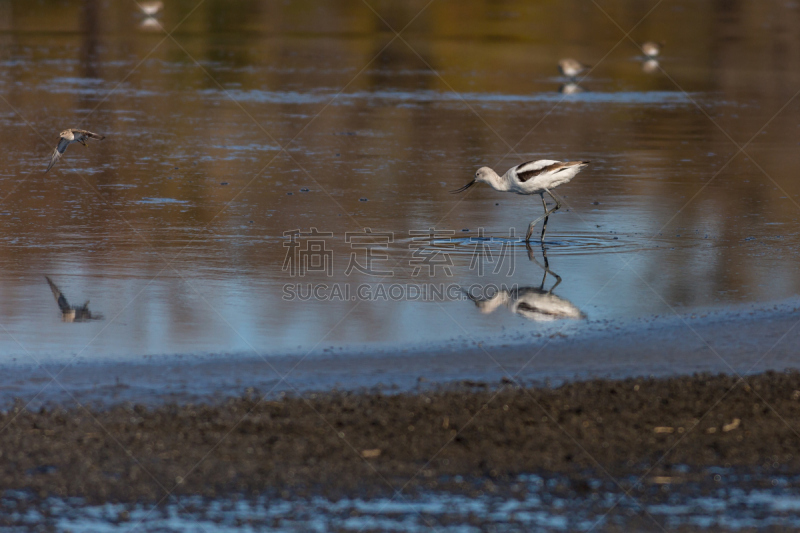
451 160 590 242
558 58 589 79
139 1 163 16
45 129 105 173
45 276 101 322
641 41 663 58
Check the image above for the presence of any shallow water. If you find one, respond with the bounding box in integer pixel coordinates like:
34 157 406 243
8 471 800 532
1 0 800 365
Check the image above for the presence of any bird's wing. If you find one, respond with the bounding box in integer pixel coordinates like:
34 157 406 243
515 293 584 320
45 276 71 312
45 138 70 173
71 129 105 140
514 159 561 182
515 160 589 182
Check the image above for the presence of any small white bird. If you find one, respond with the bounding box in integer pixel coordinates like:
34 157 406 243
558 58 590 79
139 1 164 16
46 129 105 173
641 41 663 58
451 160 590 242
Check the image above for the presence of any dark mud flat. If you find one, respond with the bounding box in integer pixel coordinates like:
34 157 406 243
3 371 800 531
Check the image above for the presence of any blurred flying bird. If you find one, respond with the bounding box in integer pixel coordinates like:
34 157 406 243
451 160 590 242
45 129 105 173
45 276 101 322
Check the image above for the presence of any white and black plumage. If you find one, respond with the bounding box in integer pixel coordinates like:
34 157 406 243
641 41 663 58
45 276 100 322
467 285 583 321
464 245 584 321
46 129 105 173
558 58 589 79
451 159 590 242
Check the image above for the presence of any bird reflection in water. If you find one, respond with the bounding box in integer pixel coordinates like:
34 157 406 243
138 17 162 31
642 59 660 74
640 41 663 74
137 1 164 32
464 244 584 322
45 276 102 322
559 82 584 95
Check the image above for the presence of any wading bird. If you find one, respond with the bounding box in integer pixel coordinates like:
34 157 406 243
45 276 101 322
45 129 105 173
558 58 589 79
451 160 590 242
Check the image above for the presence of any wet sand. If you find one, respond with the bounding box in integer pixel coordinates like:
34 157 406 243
2 370 800 529
3 300 798 530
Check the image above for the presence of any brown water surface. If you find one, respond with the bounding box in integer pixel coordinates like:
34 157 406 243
1 0 800 363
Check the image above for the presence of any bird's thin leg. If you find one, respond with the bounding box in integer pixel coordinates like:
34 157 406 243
525 241 535 262
526 242 562 291
546 189 562 211
525 193 547 243
541 245 562 291
540 193 551 242
539 259 548 289
540 190 563 242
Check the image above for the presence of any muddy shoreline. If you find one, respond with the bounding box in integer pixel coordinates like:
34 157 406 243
1 371 800 508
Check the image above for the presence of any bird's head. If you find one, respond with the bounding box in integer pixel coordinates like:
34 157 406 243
450 167 496 194
474 167 494 184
